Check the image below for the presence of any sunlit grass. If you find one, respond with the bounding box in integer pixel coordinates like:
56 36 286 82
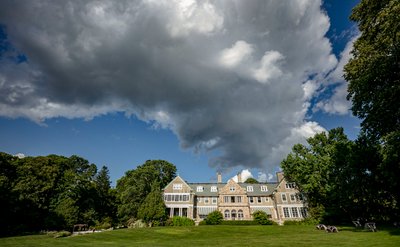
1 225 399 247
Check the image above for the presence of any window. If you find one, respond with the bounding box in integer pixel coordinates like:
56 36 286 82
212 197 217 204
257 197 262 203
197 197 202 203
237 196 242 203
173 183 182 190
285 182 295 189
164 194 189 202
265 197 269 202
261 185 268 192
249 196 254 203
182 208 188 217
231 196 236 203
290 194 296 202
299 207 307 218
281 194 287 202
291 207 299 218
231 210 237 219
230 186 236 192
224 210 230 219
204 197 209 204
238 210 244 219
224 196 230 203
283 207 290 218
211 186 217 192
247 186 253 192
197 186 204 192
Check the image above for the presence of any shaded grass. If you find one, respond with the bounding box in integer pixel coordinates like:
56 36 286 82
1 225 399 247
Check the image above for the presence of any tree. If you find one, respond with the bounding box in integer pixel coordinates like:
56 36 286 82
137 182 167 226
344 0 400 222
252 210 273 225
244 177 259 184
344 0 400 139
281 128 356 222
116 160 176 223
204 211 223 225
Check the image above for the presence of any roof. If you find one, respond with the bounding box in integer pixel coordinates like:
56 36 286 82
186 182 278 196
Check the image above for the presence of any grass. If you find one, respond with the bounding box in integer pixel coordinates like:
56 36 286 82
1 225 399 247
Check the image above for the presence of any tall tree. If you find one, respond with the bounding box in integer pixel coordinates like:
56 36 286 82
344 0 400 222
116 160 176 223
137 182 167 226
281 128 356 222
344 0 400 139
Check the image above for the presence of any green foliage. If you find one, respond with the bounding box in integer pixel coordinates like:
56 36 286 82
116 160 176 223
244 177 259 183
166 216 195 226
220 220 259 225
252 211 274 225
127 219 147 228
283 218 318 226
345 0 400 139
53 231 72 238
0 152 117 236
137 182 167 226
204 211 224 225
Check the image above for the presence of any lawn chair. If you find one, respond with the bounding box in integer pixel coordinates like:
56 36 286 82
364 222 377 232
352 220 362 227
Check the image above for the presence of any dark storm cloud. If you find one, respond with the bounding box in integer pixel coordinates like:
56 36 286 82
0 0 337 172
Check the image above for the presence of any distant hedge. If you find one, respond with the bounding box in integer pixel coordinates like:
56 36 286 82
221 220 259 225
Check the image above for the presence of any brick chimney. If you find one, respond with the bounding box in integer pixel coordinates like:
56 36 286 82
217 172 222 183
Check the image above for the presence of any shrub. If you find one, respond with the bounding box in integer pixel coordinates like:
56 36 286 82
221 220 259 225
252 211 274 225
128 219 147 228
204 211 223 225
53 231 71 238
284 218 319 226
165 216 194 226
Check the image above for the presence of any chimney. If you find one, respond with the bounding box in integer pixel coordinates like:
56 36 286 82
276 171 284 182
217 172 222 183
237 172 242 183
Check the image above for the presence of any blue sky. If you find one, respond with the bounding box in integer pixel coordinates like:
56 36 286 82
0 0 360 185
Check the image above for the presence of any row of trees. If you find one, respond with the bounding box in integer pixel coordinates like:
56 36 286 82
282 0 399 224
0 152 176 236
0 153 116 236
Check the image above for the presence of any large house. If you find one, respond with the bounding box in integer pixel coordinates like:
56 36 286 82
163 172 307 224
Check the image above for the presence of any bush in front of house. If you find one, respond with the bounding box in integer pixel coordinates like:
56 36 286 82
165 216 195 226
221 220 259 225
284 218 319 226
252 211 274 225
204 211 224 225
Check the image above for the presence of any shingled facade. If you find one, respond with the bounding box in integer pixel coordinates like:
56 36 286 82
163 172 307 224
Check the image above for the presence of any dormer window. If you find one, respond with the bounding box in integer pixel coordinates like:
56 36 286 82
197 186 204 192
286 182 295 189
230 186 235 192
247 186 253 192
173 183 182 190
261 185 268 192
211 186 217 192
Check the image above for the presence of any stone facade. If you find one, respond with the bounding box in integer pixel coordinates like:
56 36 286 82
163 172 307 224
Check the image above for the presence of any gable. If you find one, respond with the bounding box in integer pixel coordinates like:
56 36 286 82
219 179 246 195
163 176 192 193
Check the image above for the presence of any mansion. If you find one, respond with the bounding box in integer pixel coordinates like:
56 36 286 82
163 172 307 224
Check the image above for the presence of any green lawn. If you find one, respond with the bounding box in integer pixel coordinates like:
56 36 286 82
1 225 399 247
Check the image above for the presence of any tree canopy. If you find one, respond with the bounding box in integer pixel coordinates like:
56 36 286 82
344 0 400 139
244 177 259 184
116 160 176 223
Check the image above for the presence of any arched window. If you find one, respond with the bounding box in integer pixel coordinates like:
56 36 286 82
224 210 230 219
231 210 237 220
238 210 244 220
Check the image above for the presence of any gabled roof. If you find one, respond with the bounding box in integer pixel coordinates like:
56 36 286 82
163 175 192 191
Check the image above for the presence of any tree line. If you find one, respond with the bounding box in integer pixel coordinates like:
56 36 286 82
0 153 176 236
282 0 399 225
